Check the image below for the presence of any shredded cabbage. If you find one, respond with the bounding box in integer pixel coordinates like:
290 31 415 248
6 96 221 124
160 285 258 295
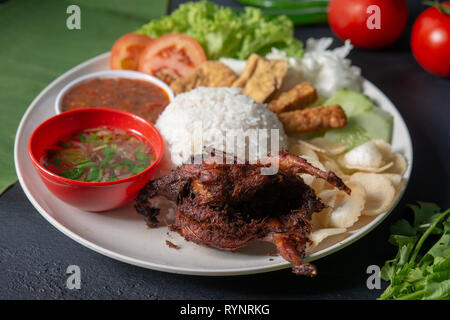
266 38 363 98
136 1 303 60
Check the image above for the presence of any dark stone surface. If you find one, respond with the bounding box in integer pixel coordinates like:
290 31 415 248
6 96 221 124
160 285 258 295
0 0 449 300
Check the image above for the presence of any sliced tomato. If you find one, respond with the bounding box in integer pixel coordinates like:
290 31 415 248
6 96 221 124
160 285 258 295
110 33 153 70
138 33 207 84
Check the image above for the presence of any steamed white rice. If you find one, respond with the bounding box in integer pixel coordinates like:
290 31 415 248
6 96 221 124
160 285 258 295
156 87 287 168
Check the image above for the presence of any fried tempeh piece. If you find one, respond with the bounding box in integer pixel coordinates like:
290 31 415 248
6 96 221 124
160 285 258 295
232 54 288 103
231 54 260 88
170 61 238 95
268 82 318 113
278 104 347 134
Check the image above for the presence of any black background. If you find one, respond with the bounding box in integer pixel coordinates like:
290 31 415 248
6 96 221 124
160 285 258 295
0 0 449 300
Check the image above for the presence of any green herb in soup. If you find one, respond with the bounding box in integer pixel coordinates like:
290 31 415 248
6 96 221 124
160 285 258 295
41 126 155 182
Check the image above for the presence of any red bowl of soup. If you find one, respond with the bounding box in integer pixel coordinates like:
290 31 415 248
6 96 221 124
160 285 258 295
28 108 164 212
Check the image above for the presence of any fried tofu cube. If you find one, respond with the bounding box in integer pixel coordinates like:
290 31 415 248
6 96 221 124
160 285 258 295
278 104 347 134
232 54 288 103
170 61 238 95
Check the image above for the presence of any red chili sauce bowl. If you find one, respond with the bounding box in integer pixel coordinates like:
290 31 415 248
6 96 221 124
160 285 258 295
28 108 164 212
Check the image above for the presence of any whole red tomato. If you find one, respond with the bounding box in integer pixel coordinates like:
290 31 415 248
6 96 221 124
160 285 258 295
328 0 408 49
411 2 450 77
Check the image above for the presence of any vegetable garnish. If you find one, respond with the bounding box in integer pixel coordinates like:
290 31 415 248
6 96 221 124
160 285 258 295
138 33 207 85
41 126 154 183
237 0 329 25
110 33 153 71
411 1 450 78
320 89 393 150
379 202 450 300
136 1 303 60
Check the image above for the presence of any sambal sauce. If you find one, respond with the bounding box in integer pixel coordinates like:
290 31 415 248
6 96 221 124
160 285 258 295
61 78 170 123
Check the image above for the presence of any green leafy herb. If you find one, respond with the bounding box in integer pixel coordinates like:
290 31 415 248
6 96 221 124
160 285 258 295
106 163 121 168
77 158 91 165
57 140 72 148
86 167 102 182
131 165 147 175
92 144 108 152
50 158 62 169
58 168 83 180
87 133 100 142
97 168 103 182
135 151 149 165
379 202 450 300
236 0 329 26
100 147 115 168
424 1 450 15
77 132 87 143
72 131 87 143
108 172 118 182
123 159 136 171
102 146 114 156
74 161 97 169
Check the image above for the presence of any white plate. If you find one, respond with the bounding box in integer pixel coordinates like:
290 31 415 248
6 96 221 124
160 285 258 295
15 53 413 276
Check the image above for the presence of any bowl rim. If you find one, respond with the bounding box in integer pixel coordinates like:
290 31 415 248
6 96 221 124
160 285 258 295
54 69 175 115
28 107 164 186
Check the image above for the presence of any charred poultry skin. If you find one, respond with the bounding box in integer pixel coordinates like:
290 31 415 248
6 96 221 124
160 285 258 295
135 150 350 276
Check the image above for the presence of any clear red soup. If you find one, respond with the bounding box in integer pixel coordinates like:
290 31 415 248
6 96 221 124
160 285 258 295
41 126 155 183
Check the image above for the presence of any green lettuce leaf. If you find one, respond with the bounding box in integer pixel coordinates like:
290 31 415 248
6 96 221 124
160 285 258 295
136 1 303 60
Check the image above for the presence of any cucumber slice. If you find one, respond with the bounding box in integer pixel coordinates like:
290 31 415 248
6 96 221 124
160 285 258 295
323 120 370 150
321 89 393 149
324 108 393 149
324 88 374 117
353 108 393 142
